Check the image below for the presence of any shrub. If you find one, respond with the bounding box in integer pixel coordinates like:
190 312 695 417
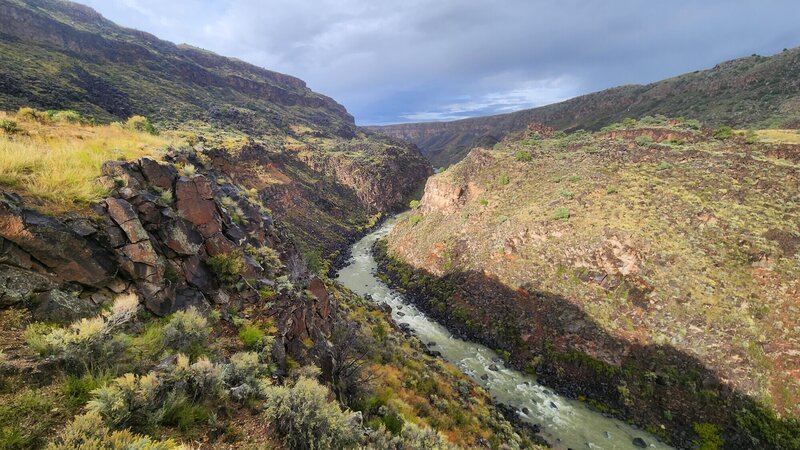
50 110 88 125
263 376 360 450
86 372 162 427
685 119 702 130
63 371 114 408
408 215 423 226
744 129 759 144
159 391 212 432
46 411 180 449
560 190 574 199
15 107 52 124
162 307 211 355
245 245 283 277
498 174 510 185
400 422 455 449
552 207 570 220
207 252 246 286
693 422 723 450
24 294 139 369
479 198 488 206
514 150 532 162
0 119 22 135
635 135 654 147
713 126 733 140
408 199 420 209
657 161 673 171
567 175 581 182
175 163 196 177
125 115 157 135
239 322 266 350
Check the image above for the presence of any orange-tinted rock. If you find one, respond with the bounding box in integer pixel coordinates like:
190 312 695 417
139 157 176 191
175 176 220 238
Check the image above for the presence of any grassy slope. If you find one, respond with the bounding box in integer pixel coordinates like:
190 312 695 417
371 47 800 167
0 111 182 213
385 120 800 437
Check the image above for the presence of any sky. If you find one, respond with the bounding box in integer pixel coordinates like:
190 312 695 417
79 0 800 125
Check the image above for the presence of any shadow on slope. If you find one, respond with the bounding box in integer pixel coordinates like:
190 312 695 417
373 240 800 450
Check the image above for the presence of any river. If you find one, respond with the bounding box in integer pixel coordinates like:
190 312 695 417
337 216 673 450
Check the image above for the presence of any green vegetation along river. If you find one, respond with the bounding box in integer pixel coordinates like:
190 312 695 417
337 216 673 450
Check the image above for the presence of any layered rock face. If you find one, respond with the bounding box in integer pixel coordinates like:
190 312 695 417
0 153 338 355
0 0 355 136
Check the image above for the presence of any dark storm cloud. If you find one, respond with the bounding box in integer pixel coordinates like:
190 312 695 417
81 0 800 124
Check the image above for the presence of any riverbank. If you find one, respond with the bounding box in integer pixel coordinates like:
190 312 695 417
338 219 676 449
372 237 800 450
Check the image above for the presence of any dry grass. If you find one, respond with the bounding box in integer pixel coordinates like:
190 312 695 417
0 111 179 213
754 129 800 144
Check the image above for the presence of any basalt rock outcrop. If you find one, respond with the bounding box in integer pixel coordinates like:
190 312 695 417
0 152 341 358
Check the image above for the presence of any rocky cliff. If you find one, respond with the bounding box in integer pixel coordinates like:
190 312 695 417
380 121 800 448
0 0 432 260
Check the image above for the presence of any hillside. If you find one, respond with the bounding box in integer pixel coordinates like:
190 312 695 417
0 115 535 448
370 47 800 167
0 0 432 260
379 119 800 448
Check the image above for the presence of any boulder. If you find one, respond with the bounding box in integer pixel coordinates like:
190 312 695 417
182 255 215 291
106 198 149 243
161 219 203 256
32 289 96 323
175 176 220 238
101 161 145 190
204 232 237 257
0 264 55 306
139 157 176 191
0 203 116 287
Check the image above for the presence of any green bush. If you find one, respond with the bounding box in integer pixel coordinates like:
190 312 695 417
744 129 759 144
159 392 212 432
238 322 266 349
46 411 180 449
657 161 673 171
263 376 360 450
560 190 574 200
552 207 570 220
408 215 423 226
207 252 246 286
49 110 91 125
498 174 510 185
635 135 654 146
246 244 283 277
24 294 139 369
693 422 723 450
684 119 702 130
0 119 22 134
63 371 114 408
713 126 733 140
514 151 532 162
125 115 157 135
162 307 211 355
479 198 488 206
408 200 420 209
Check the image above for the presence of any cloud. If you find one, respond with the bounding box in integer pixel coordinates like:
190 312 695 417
400 76 579 122
79 0 800 125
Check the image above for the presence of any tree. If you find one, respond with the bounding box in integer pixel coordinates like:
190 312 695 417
328 320 375 406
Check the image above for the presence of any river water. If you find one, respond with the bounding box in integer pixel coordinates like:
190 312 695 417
337 217 673 450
